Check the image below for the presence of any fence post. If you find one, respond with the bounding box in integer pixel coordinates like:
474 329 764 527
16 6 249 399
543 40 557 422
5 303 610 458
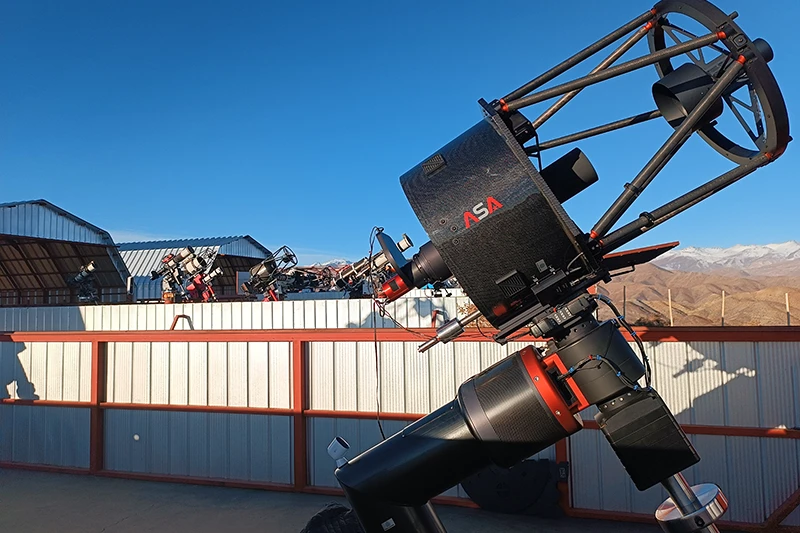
623 285 627 318
787 293 791 326
721 290 725 327
668 288 674 327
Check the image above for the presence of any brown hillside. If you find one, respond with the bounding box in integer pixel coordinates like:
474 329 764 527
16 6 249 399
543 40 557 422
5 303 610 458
595 263 800 326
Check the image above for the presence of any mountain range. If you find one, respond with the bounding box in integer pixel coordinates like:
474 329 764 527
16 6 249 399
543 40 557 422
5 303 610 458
314 242 800 327
652 241 800 277
598 241 800 326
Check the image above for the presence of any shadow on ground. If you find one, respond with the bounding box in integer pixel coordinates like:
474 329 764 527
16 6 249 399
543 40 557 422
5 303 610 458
0 470 660 533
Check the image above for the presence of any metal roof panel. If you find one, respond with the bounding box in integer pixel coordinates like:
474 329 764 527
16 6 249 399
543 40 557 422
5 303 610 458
117 236 270 257
0 199 114 246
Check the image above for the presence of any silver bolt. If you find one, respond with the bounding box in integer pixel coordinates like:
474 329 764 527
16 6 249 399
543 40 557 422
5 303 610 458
555 410 561 416
534 376 539 381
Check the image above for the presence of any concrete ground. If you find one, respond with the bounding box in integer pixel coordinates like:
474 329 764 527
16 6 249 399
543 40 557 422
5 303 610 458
0 469 660 533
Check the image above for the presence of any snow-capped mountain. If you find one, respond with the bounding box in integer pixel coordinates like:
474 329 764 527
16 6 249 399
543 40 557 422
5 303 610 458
311 258 350 268
652 241 800 275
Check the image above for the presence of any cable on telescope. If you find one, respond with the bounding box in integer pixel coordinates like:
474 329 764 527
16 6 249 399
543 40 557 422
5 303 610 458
556 353 642 391
595 294 652 388
367 227 387 441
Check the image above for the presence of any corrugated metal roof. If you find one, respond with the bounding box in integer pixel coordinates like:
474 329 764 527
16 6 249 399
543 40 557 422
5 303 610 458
117 236 270 257
0 200 131 305
118 237 269 301
0 199 115 246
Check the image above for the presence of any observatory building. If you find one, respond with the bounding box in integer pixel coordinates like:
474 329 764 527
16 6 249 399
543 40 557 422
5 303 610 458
0 200 131 306
118 236 270 301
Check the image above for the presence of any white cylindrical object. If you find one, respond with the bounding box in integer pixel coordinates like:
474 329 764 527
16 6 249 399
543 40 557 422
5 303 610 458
327 436 350 467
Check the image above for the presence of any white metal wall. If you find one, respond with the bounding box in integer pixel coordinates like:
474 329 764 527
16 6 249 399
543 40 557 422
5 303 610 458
104 342 291 408
104 409 292 484
307 340 537 414
100 341 295 484
0 296 470 331
572 340 800 524
1 297 798 524
570 429 799 524
0 405 90 468
0 341 92 469
0 341 92 401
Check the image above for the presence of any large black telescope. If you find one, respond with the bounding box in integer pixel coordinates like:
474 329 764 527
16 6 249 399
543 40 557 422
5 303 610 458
315 1 790 532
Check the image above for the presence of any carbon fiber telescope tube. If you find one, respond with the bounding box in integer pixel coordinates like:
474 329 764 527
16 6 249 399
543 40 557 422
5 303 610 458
531 23 652 130
503 9 656 102
592 58 746 238
506 32 722 112
526 110 662 153
600 153 768 252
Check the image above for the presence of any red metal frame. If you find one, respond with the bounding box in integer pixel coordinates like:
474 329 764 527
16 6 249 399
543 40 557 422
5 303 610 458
292 339 307 491
0 400 90 407
3 325 800 344
90 340 105 472
1 326 799 532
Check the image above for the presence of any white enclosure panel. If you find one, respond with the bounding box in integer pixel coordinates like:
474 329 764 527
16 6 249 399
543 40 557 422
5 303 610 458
0 342 91 402
0 405 90 468
569 430 799 524
105 342 292 408
104 409 292 484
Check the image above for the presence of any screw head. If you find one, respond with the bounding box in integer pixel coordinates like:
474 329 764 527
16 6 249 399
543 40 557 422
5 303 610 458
555 410 561 416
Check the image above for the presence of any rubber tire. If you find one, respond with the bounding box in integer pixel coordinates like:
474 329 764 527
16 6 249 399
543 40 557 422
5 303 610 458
301 503 365 533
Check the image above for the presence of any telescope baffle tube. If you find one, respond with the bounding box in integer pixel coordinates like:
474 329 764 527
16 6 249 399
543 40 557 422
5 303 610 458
418 309 483 353
657 474 727 533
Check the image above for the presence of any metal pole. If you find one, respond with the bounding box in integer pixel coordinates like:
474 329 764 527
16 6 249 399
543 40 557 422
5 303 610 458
592 58 746 238
531 24 651 130
601 156 767 252
506 32 722 112
623 285 627 318
668 288 674 327
527 110 661 153
662 474 721 533
721 290 725 327
787 293 791 326
503 9 656 102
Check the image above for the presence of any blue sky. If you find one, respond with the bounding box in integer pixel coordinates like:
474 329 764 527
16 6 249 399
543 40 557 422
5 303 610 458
1 0 797 264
